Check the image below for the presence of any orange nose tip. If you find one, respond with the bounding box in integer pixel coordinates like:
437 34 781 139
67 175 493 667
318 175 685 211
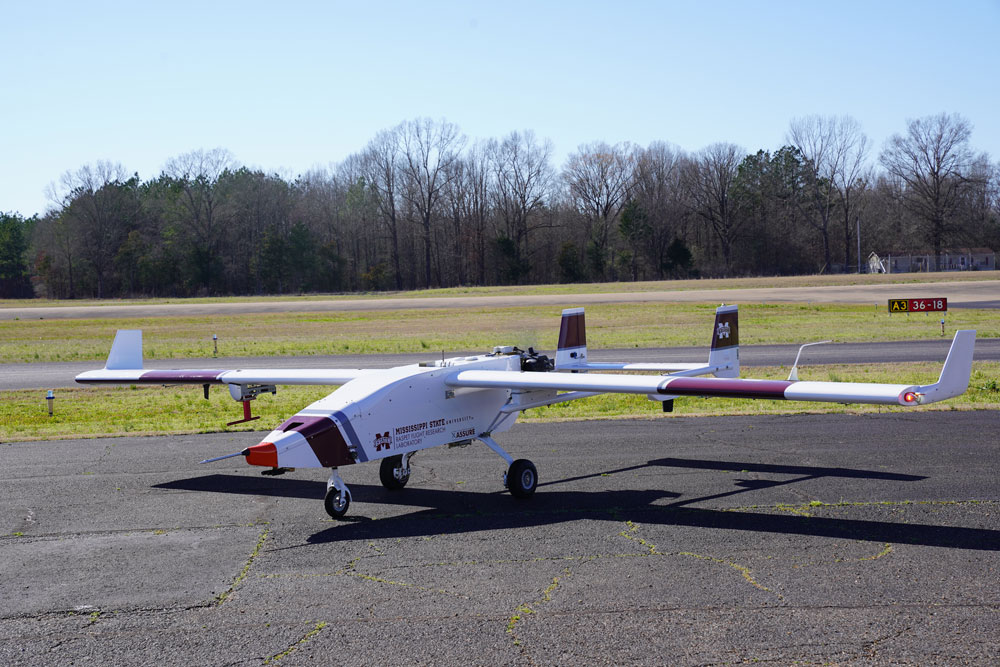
246 442 278 467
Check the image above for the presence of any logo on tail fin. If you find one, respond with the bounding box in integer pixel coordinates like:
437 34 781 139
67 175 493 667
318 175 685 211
716 322 731 340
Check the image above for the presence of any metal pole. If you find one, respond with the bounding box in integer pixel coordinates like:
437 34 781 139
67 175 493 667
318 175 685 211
46 390 54 417
856 215 861 273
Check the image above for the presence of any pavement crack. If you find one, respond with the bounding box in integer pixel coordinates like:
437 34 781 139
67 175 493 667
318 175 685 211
506 567 573 657
859 543 894 561
280 551 470 598
618 520 783 601
864 624 913 660
619 519 661 554
215 527 269 605
264 621 327 664
675 551 784 601
0 520 270 543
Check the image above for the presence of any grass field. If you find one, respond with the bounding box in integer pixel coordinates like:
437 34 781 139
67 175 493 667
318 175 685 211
2 302 997 364
2 275 997 442
1 270 997 309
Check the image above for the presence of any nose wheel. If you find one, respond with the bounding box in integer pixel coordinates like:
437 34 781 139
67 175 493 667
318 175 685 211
324 468 352 519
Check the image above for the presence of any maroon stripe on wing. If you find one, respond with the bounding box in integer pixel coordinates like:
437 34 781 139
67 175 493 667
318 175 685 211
278 415 354 467
140 370 227 383
659 377 792 400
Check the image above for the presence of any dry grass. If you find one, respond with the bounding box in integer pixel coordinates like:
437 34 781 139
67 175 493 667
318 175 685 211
2 270 997 309
2 302 997 364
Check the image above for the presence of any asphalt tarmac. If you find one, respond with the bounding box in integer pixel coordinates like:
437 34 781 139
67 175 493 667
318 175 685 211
4 338 999 392
2 413 998 665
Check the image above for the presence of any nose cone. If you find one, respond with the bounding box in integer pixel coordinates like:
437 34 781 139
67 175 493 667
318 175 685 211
245 441 278 467
244 414 354 469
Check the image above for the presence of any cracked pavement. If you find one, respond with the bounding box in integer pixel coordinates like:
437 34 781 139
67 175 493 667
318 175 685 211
2 412 998 665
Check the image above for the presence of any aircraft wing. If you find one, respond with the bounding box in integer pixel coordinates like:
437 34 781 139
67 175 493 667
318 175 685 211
448 329 976 407
74 330 374 386
75 367 374 386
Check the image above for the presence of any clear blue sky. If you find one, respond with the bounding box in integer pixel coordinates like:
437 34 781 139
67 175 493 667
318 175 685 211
2 0 998 218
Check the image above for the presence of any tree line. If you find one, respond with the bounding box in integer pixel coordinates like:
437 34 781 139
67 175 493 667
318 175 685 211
1 112 997 299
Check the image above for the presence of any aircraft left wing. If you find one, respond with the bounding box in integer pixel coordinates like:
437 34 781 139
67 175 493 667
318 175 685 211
448 329 976 407
74 330 374 387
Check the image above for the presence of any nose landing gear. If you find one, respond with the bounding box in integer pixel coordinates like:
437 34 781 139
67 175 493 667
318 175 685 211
324 468 352 519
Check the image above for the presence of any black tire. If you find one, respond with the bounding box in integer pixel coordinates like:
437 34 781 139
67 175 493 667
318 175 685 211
324 486 351 518
379 455 410 490
506 459 538 498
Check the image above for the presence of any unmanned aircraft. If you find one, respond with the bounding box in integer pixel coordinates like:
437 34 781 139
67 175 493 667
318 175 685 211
76 306 975 518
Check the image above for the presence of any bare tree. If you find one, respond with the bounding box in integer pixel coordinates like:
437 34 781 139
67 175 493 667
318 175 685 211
632 142 687 278
880 113 987 269
362 128 405 290
462 142 492 284
563 142 637 279
683 143 745 273
399 118 466 288
162 148 235 290
489 130 556 283
332 156 378 290
789 115 870 270
53 161 139 297
441 157 469 286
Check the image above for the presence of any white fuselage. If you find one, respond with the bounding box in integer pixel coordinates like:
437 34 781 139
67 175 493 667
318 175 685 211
253 353 523 469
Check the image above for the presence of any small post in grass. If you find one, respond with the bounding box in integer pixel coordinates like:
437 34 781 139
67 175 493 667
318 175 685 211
46 390 54 417
213 334 218 357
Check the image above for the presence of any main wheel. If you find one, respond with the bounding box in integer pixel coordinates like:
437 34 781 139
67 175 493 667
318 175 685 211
324 486 351 518
379 454 410 490
506 459 538 498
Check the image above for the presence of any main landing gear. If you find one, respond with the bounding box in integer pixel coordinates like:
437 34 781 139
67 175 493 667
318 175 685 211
506 458 538 498
379 453 412 490
479 434 538 498
323 440 538 519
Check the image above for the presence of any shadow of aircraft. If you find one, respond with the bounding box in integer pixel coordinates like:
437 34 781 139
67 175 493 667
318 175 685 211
153 457 998 552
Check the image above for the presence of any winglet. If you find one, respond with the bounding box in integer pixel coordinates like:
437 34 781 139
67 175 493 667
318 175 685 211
915 329 975 404
105 329 143 370
556 307 587 369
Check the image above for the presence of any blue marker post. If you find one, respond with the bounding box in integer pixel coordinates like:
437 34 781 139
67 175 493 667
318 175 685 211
46 389 54 417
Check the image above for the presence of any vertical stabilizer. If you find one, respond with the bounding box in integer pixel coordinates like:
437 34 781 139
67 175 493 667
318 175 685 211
105 330 143 370
708 305 739 378
556 308 587 369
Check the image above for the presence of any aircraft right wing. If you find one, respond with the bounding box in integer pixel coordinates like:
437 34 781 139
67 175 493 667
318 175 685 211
449 329 976 407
